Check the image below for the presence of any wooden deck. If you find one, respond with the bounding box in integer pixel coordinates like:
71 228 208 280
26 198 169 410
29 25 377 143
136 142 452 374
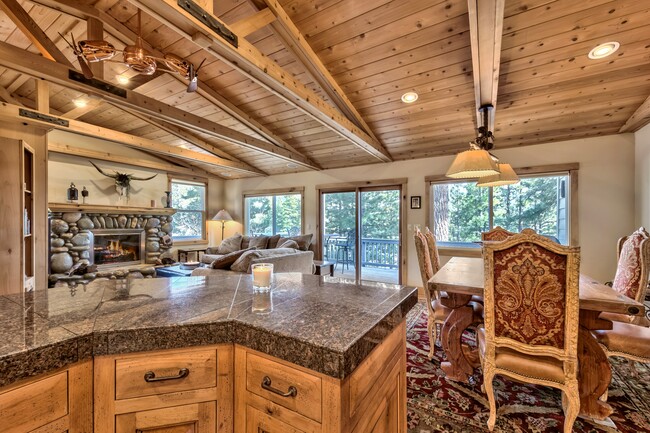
333 265 399 285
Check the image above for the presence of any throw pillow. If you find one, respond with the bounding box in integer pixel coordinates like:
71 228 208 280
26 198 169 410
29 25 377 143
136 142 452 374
249 235 270 249
241 235 251 249
210 247 255 269
230 248 298 273
276 233 312 251
217 234 242 254
277 239 299 249
267 234 281 249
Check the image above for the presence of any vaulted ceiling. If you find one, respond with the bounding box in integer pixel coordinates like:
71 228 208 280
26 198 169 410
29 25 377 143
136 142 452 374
0 0 648 179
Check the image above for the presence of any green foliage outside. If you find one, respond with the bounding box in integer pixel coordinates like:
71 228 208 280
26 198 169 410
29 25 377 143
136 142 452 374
171 182 205 239
245 194 301 236
322 191 400 239
433 175 566 244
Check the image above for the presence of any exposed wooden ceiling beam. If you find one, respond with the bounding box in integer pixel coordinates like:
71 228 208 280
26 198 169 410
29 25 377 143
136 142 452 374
48 142 215 179
28 0 320 169
116 103 269 173
35 79 49 113
256 0 385 145
0 101 264 176
0 0 74 67
129 0 393 162
0 40 317 170
467 0 505 130
619 94 650 132
229 8 276 37
0 85 23 106
86 17 104 79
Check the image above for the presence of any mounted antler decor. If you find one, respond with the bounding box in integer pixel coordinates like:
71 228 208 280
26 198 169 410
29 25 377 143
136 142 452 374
89 161 157 200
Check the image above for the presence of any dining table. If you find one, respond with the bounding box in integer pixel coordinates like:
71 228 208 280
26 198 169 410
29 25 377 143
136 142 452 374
428 256 646 421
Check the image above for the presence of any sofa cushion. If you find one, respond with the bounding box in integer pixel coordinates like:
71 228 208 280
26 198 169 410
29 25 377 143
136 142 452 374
210 247 255 269
267 234 282 249
231 248 299 273
217 234 243 254
277 234 312 251
240 235 250 249
249 235 270 249
277 239 299 249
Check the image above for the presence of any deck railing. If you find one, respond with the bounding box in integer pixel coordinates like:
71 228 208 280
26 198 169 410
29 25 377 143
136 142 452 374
323 236 399 269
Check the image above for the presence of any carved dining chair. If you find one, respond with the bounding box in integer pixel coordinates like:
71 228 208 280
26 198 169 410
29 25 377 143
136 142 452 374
414 227 482 359
479 229 581 433
600 227 650 326
481 226 515 242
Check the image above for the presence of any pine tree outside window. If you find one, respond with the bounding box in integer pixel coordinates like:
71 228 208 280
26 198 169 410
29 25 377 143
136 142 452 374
171 179 206 241
244 190 303 236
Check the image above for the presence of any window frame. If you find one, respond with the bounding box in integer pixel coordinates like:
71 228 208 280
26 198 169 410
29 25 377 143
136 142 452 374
242 187 305 236
425 163 579 257
168 176 208 245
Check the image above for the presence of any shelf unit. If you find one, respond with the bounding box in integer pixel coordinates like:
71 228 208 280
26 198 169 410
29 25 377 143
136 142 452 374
23 143 35 292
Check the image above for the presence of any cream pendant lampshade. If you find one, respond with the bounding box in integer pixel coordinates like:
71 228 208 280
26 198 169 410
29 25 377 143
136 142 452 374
445 147 500 179
476 163 520 187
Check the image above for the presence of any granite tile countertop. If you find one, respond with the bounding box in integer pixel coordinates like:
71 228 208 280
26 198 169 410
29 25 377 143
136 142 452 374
0 273 417 387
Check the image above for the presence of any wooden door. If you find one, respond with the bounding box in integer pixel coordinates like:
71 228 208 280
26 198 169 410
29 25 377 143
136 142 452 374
0 137 22 294
115 402 216 433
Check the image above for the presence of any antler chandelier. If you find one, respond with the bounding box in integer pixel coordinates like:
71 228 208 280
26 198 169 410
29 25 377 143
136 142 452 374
445 105 519 187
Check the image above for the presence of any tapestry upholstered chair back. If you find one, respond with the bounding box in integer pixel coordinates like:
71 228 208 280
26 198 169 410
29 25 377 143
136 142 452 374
480 228 581 433
612 227 650 304
481 226 516 242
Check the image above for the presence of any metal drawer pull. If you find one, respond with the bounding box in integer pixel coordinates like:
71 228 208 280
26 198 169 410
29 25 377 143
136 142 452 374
143 368 190 382
261 376 298 398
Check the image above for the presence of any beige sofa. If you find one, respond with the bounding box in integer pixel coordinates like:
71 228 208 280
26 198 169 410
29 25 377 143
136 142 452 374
194 233 315 276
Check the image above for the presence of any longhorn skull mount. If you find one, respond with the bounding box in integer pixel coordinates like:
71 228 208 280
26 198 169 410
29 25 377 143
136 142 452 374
89 161 157 199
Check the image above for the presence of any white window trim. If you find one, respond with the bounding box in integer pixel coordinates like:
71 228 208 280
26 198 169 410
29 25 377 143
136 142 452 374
170 177 208 244
242 187 305 236
425 163 579 256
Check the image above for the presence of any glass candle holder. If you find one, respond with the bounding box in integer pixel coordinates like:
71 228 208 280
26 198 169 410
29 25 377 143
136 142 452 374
252 290 273 314
251 263 273 291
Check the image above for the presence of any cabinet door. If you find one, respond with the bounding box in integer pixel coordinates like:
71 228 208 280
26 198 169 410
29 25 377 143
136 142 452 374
116 402 216 433
245 406 305 433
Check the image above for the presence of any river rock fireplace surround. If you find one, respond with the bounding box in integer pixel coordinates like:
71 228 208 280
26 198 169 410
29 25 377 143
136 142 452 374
48 204 176 278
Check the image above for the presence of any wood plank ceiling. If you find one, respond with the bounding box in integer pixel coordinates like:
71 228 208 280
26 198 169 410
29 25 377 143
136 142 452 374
0 0 648 178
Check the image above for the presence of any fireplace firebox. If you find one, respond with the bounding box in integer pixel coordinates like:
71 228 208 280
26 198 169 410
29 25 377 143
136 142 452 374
92 229 145 268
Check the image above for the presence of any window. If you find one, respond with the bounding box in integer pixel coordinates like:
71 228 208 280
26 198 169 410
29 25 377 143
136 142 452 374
244 191 302 236
429 167 576 248
171 179 206 241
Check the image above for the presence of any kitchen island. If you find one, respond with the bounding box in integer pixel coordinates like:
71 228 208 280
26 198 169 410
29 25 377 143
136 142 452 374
0 273 417 433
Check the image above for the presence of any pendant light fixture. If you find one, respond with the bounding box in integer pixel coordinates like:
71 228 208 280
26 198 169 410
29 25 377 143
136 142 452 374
446 105 499 178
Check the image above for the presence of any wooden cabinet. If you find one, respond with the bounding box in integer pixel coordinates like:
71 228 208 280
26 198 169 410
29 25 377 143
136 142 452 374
95 345 233 433
0 138 35 294
234 321 407 433
0 361 93 433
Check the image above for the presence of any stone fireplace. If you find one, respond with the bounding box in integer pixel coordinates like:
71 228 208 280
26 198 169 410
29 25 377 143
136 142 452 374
48 204 176 278
92 229 146 268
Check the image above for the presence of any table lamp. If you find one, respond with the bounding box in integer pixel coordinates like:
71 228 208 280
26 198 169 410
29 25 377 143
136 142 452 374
212 209 233 240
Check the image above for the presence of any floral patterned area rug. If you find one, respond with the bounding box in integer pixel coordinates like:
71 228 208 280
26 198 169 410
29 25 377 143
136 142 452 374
406 303 650 433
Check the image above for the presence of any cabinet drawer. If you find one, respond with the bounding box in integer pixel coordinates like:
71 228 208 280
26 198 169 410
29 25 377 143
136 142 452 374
115 348 217 400
246 405 306 433
245 352 322 422
0 372 68 433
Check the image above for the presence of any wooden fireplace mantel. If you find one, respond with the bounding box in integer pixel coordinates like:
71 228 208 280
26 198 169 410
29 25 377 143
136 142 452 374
48 203 177 215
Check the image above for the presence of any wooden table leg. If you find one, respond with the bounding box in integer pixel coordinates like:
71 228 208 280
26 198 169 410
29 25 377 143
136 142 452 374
440 293 476 382
578 310 614 420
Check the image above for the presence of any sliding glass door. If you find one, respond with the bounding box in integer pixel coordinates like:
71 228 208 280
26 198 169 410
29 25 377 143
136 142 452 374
320 186 402 284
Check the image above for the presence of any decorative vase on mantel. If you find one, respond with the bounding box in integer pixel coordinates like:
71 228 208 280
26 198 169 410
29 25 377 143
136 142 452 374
164 191 172 208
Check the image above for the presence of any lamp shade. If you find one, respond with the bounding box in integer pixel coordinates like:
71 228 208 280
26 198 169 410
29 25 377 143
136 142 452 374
446 148 500 179
476 163 520 187
212 209 233 222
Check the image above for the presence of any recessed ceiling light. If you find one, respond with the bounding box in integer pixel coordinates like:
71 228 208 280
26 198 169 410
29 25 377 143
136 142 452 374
588 42 620 59
401 91 419 103
73 98 87 108
286 162 298 168
116 74 130 85
221 172 232 177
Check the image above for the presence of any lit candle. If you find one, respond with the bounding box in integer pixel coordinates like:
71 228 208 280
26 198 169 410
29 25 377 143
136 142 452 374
252 263 273 291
